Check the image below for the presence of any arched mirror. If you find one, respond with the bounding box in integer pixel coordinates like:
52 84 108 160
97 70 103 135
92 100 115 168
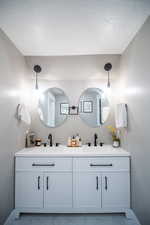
38 88 69 127
79 88 110 127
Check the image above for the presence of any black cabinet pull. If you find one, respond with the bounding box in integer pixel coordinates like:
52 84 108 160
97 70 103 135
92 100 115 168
96 176 99 190
90 163 113 167
32 163 55 167
105 176 108 190
46 176 49 190
38 176 40 190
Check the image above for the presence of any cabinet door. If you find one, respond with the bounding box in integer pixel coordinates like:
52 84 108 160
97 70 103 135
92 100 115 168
44 172 72 209
102 172 130 209
15 172 43 208
74 173 101 209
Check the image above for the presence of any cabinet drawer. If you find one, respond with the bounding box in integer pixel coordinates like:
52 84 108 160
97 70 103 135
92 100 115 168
16 157 72 171
73 157 129 171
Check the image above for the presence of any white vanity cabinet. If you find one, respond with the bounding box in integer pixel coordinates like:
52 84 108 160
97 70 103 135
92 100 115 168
44 172 72 209
15 172 43 208
74 172 101 209
101 172 130 209
15 157 73 211
73 157 130 211
15 148 131 218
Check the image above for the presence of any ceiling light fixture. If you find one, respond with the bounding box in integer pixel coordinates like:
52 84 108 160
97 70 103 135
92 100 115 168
33 65 42 90
104 63 112 88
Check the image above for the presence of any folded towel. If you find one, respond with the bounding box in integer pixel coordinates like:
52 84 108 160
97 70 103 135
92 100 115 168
17 104 31 126
115 103 127 128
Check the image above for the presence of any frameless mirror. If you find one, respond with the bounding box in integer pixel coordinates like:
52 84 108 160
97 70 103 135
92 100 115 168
38 88 69 127
79 88 110 127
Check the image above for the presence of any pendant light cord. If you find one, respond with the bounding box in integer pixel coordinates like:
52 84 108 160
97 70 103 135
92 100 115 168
107 71 110 88
33 65 42 90
104 63 112 88
35 72 38 89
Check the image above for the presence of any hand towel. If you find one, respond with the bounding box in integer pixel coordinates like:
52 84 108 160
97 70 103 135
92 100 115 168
115 103 127 128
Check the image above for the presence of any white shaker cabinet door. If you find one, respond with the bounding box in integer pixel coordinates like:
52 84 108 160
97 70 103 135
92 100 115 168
44 172 72 209
102 172 130 209
74 173 101 209
15 172 43 208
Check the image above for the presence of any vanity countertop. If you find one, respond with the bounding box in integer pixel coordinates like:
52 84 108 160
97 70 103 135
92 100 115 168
15 145 130 157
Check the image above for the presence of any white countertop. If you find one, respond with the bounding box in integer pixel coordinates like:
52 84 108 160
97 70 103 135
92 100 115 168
15 145 130 157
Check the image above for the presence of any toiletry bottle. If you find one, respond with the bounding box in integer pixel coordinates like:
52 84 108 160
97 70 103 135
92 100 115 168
68 137 71 147
35 139 42 146
76 134 80 147
113 137 120 148
71 136 76 147
79 137 82 147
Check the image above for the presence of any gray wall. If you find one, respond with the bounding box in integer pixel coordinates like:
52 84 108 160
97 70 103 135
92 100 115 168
25 55 120 81
30 80 118 145
28 55 120 145
119 16 150 225
0 29 29 225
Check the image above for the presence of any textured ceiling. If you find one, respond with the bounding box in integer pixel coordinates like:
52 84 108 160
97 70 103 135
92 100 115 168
0 0 150 55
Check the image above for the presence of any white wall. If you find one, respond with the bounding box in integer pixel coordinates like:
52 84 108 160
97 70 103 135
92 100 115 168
0 29 30 225
118 16 150 225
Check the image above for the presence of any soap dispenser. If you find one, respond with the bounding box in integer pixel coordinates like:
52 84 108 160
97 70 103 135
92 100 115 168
79 137 82 147
75 134 80 147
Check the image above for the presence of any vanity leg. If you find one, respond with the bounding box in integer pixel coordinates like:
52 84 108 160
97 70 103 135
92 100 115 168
14 210 20 220
125 209 133 219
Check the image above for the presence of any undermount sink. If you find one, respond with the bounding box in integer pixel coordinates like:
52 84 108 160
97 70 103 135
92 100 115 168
24 145 110 152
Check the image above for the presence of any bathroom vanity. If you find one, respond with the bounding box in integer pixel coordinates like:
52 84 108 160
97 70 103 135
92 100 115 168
14 146 131 218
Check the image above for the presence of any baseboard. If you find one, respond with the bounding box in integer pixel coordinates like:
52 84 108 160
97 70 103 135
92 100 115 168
3 210 16 225
3 209 141 225
129 209 141 225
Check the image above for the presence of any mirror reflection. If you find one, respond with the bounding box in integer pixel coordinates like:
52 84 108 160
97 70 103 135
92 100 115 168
79 88 110 127
38 88 69 127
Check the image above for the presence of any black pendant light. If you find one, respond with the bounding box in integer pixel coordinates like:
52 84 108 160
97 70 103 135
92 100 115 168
33 65 42 90
104 63 112 88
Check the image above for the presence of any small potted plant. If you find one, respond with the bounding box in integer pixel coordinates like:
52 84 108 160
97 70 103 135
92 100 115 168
107 125 120 148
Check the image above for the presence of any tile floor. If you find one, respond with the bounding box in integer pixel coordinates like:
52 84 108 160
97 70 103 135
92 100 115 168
6 213 138 225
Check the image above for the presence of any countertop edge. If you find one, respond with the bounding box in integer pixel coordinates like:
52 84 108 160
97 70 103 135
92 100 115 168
15 153 130 157
15 146 130 157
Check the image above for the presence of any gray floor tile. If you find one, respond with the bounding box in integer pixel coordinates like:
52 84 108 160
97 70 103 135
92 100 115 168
6 213 138 225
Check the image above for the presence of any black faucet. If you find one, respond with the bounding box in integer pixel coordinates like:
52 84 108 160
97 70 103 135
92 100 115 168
48 134 53 147
94 133 98 147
